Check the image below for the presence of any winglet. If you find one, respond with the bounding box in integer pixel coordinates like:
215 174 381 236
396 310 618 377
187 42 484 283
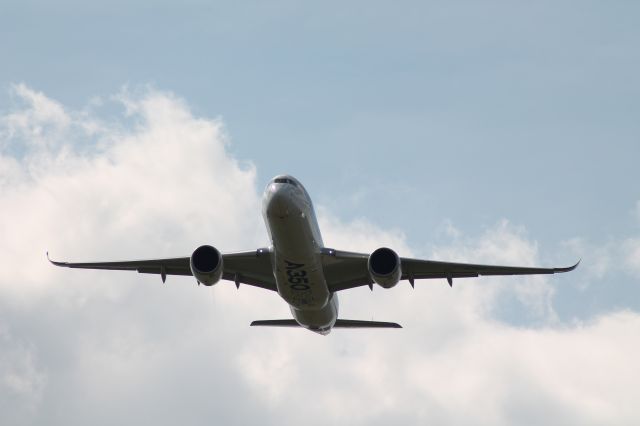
46 251 67 267
555 259 581 273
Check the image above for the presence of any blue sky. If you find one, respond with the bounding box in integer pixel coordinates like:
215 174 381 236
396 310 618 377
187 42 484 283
3 1 638 237
1 1 640 424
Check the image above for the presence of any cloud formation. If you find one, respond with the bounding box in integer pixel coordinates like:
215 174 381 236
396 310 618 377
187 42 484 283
1 86 639 425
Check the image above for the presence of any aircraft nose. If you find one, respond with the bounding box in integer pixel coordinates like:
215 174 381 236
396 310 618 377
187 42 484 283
265 184 291 218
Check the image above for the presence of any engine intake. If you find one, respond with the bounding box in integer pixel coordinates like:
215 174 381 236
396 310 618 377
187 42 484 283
190 245 223 286
368 247 401 288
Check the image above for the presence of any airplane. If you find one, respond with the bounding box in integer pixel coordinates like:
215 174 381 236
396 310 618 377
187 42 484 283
48 175 579 335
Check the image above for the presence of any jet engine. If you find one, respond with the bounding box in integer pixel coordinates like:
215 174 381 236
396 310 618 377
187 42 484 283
190 245 223 286
368 247 402 288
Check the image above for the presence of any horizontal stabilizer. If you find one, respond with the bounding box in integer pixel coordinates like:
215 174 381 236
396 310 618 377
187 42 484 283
334 319 402 328
250 319 402 329
250 319 300 327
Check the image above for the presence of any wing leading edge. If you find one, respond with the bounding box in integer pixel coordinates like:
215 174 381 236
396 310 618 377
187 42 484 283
322 249 579 292
47 250 277 291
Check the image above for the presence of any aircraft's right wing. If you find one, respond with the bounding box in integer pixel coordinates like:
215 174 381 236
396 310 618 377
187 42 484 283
322 249 579 292
48 249 277 291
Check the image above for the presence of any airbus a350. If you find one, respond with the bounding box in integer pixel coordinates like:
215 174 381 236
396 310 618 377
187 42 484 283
49 175 578 334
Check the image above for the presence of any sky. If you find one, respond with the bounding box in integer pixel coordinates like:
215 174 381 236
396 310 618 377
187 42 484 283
1 1 639 424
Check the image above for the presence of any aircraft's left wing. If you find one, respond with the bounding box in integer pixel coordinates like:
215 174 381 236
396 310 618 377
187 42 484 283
48 249 277 291
322 249 578 292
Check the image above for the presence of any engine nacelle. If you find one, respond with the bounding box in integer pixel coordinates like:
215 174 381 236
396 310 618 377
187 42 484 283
190 245 223 286
368 247 402 289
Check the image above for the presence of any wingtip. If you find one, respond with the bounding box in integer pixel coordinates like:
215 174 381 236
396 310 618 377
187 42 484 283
557 259 581 273
46 251 66 267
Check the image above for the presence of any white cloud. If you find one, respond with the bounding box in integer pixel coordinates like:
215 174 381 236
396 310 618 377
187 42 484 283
427 220 557 322
1 86 639 425
237 309 640 426
0 323 46 426
0 85 261 305
437 218 462 239
318 207 412 255
560 201 640 280
3 84 71 144
627 202 640 276
624 238 640 276
563 237 611 282
562 232 640 280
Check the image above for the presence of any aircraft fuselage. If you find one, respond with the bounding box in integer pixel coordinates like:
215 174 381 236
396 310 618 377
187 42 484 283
262 175 337 335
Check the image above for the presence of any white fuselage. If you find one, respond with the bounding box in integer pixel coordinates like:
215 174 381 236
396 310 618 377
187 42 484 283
262 175 338 335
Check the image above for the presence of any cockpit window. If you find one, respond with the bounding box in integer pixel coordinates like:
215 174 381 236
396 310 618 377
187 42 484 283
274 178 297 186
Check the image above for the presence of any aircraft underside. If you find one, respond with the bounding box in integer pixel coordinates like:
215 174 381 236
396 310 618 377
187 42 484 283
48 174 578 335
